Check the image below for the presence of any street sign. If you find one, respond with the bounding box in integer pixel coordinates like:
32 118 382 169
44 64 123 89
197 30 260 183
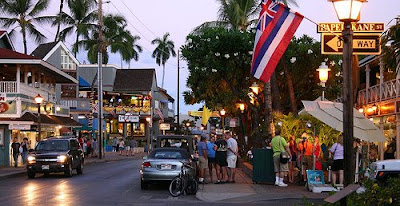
317 22 384 33
160 123 170 130
321 33 381 55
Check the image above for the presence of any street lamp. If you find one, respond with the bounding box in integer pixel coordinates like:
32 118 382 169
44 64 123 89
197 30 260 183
317 62 331 101
238 103 245 113
249 82 260 95
35 94 44 141
220 109 226 130
330 0 366 188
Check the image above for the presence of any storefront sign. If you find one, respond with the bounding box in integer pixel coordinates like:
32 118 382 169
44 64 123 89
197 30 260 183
0 93 6 102
230 118 237 127
0 128 3 146
160 123 170 130
0 103 9 113
9 124 31 130
118 115 139 123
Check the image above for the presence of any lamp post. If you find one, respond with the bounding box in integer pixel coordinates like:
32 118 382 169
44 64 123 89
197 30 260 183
35 94 44 141
317 62 331 101
220 109 226 131
146 116 152 152
330 0 366 191
185 122 190 135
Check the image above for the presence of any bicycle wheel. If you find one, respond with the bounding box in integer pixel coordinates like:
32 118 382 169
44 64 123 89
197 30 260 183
169 176 185 197
186 179 198 195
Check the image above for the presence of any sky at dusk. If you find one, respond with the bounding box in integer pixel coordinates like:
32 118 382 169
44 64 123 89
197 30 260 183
2 0 399 114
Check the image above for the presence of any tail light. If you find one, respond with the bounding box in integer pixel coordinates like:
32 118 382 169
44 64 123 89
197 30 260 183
142 162 151 168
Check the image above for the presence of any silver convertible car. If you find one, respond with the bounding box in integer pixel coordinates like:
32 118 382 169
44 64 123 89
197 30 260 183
140 148 195 190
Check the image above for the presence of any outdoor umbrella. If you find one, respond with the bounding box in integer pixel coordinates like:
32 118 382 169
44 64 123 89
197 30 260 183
300 100 386 143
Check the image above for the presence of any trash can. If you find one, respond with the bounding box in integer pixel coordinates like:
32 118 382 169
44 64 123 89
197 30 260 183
252 148 275 184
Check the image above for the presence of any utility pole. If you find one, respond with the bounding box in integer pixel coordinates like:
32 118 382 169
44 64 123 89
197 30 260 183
177 50 180 134
98 0 104 159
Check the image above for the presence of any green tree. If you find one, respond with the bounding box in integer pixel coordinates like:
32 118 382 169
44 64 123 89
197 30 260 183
0 0 54 54
56 0 97 56
151 33 176 88
54 0 68 41
79 14 143 64
382 22 400 73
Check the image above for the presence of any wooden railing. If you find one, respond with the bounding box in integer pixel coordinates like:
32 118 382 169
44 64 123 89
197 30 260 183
357 78 400 106
0 81 17 93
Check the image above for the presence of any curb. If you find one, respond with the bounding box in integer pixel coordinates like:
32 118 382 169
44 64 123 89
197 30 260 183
0 153 145 179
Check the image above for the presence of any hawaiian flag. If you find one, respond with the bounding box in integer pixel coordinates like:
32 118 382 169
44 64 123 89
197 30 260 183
251 0 303 83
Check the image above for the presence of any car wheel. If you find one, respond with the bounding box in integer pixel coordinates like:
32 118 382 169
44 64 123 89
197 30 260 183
27 171 35 179
76 161 84 175
141 180 148 190
64 162 73 177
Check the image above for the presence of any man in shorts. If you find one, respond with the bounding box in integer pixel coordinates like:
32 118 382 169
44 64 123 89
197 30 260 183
214 134 228 184
271 129 290 187
207 136 217 183
197 136 208 184
225 131 238 183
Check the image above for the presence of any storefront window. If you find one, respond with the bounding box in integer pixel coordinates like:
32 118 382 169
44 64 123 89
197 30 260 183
127 123 132 136
133 123 145 136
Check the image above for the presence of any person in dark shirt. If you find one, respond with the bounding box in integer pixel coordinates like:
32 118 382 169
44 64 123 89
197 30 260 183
214 134 228 184
11 137 20 167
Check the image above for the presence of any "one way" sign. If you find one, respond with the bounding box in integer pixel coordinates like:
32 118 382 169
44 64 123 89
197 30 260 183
321 33 381 55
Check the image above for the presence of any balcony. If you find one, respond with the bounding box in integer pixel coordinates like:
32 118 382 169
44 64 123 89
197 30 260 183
357 78 400 106
60 98 91 112
0 81 56 102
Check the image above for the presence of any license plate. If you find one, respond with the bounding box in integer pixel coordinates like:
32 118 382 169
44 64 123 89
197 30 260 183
161 164 171 170
42 165 49 170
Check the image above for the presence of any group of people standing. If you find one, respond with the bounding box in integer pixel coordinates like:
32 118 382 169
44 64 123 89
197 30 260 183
271 128 345 187
11 137 30 167
196 131 239 184
78 136 98 157
112 137 137 156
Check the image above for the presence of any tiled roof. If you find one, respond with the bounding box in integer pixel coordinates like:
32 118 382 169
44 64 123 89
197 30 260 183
113 69 155 92
0 48 40 59
31 42 58 59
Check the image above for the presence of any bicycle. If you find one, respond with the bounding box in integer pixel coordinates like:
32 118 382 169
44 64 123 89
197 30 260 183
168 161 198 197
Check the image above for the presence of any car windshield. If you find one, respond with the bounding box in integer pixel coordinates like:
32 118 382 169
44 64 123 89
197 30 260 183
36 140 69 151
150 150 188 159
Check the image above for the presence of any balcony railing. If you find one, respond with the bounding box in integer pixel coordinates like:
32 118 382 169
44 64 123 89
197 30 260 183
0 81 55 103
357 78 400 106
60 98 91 111
0 81 17 93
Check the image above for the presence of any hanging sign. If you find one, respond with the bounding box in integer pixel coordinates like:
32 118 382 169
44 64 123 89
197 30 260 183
118 115 139 123
0 103 9 113
160 123 170 130
9 124 31 130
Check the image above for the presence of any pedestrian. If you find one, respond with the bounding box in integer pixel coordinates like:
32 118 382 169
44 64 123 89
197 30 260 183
313 136 323 170
214 134 228 184
119 138 125 155
384 138 396 159
225 131 238 183
78 136 84 149
83 138 87 155
20 137 29 165
271 129 290 187
86 138 92 157
11 137 20 167
207 135 217 183
288 135 297 183
298 135 313 182
112 137 117 152
92 138 98 157
197 136 208 184
130 138 137 156
329 135 344 185
125 138 131 156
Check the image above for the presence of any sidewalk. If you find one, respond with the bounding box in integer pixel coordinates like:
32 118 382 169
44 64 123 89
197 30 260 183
0 151 145 179
196 166 329 204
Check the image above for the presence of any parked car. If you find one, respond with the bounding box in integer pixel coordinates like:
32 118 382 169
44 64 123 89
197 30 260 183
155 135 195 155
140 148 195 189
26 136 84 178
367 159 400 181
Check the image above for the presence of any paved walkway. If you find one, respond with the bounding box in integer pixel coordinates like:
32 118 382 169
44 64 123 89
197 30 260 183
196 167 329 204
0 151 145 179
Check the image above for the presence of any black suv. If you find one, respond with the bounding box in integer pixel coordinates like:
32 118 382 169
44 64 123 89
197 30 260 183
27 136 84 178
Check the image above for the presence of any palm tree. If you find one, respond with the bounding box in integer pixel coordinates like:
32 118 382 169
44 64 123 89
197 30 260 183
79 14 142 64
54 0 68 41
151 33 176 88
56 0 97 56
0 0 54 54
382 22 400 73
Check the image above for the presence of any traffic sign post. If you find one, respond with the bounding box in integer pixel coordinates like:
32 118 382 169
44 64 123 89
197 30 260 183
321 33 381 55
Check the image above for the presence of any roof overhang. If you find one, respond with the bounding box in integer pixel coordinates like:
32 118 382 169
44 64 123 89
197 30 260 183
0 59 78 84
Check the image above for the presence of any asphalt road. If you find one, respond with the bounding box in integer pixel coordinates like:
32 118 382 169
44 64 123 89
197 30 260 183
0 158 201 206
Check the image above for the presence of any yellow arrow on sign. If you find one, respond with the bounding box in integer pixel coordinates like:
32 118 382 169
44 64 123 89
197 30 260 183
326 36 377 52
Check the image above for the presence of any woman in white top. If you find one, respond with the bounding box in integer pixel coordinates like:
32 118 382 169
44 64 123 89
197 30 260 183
119 139 125 155
329 135 344 185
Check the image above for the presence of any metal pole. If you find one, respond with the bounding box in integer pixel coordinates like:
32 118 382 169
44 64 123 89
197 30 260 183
98 0 103 159
38 103 41 140
222 116 225 131
342 21 355 188
177 50 180 134
322 84 326 101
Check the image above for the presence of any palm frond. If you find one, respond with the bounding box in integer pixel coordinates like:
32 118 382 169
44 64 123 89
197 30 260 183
29 0 50 17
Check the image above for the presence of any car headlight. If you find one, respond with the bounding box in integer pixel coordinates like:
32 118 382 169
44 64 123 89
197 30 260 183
57 155 67 163
27 156 36 163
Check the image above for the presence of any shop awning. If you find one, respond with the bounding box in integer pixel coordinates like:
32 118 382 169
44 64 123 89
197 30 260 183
0 112 81 127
